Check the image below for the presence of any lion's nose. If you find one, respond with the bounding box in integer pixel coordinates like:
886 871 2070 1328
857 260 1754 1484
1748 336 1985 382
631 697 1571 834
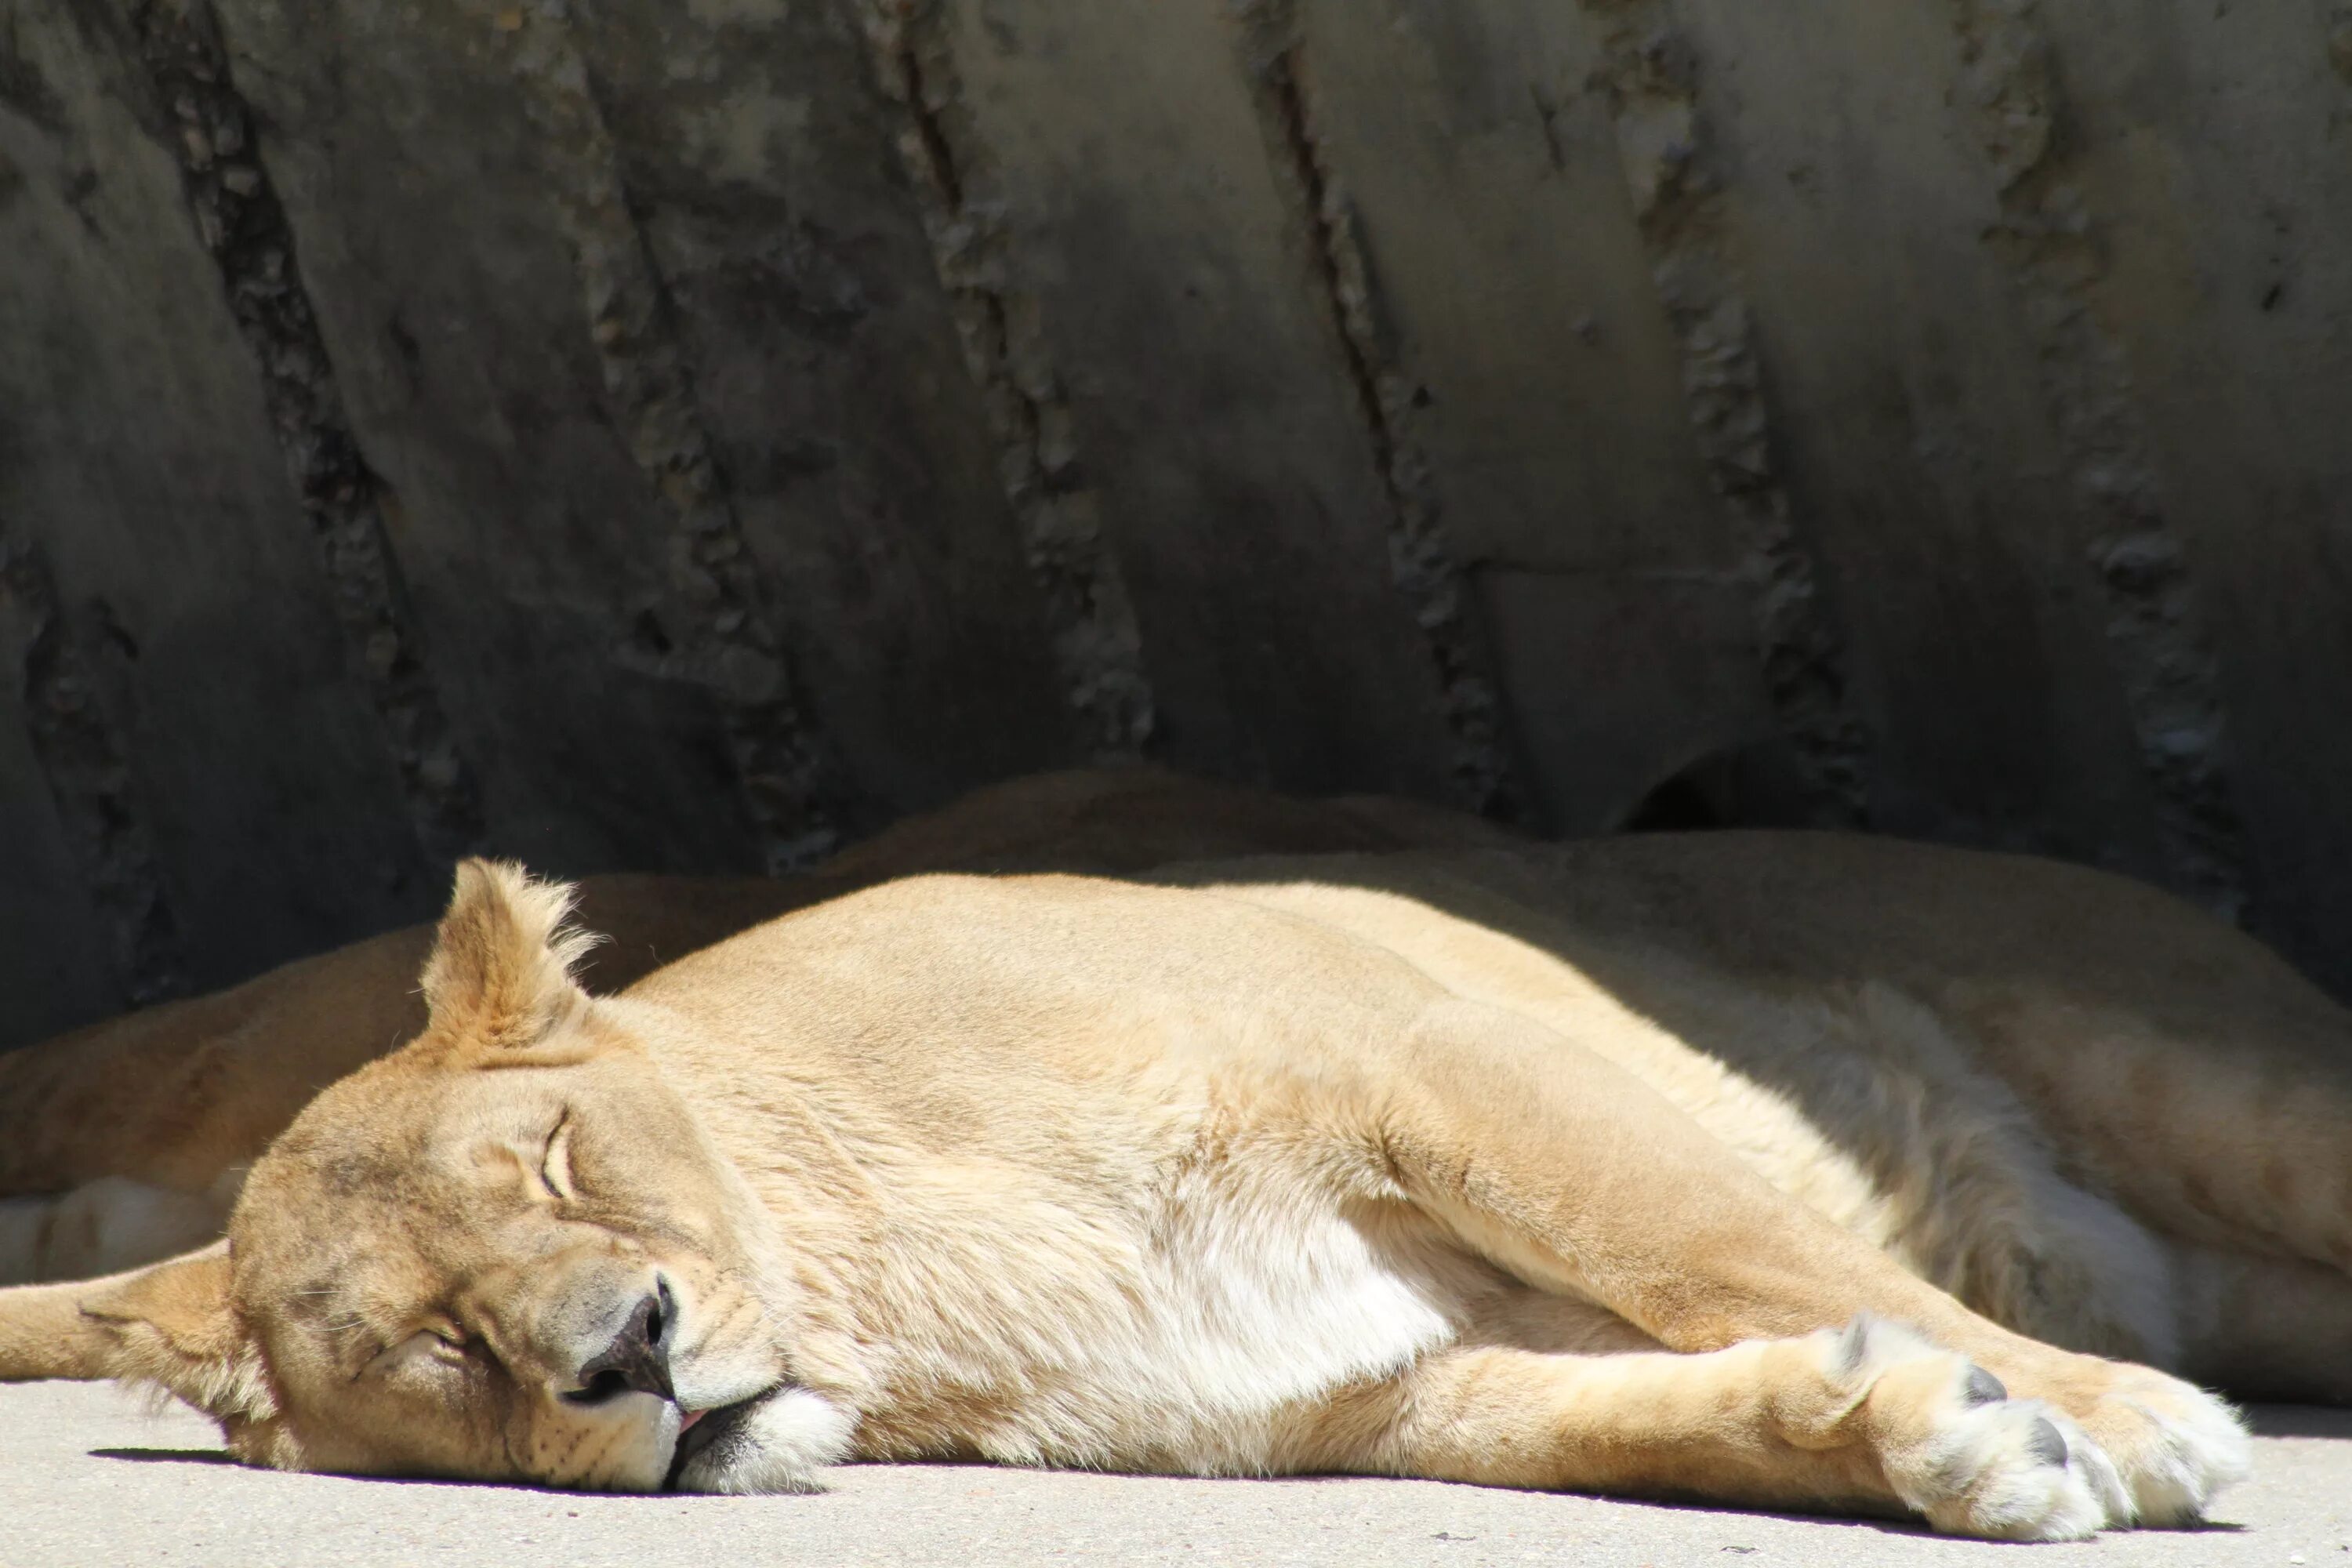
564 1277 676 1406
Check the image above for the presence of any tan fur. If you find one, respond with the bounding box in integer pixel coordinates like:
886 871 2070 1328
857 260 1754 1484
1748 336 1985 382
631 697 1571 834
14 823 2342 1537
0 767 1512 1281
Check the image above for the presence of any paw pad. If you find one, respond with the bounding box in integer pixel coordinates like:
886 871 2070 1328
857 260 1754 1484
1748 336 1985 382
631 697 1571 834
2025 1416 2067 1467
1962 1366 2008 1406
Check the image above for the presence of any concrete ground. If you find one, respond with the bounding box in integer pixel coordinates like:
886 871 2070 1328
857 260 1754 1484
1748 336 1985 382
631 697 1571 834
1 1382 2345 1568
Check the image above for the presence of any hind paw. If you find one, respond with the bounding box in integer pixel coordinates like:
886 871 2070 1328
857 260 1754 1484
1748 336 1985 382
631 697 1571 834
2067 1363 2250 1526
1818 1316 2123 1541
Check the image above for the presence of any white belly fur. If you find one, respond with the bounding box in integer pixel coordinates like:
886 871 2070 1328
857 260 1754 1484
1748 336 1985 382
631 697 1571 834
872 1152 1508 1475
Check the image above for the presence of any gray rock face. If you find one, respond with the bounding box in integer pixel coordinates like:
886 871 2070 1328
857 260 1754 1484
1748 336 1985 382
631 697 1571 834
2 0 2348 1041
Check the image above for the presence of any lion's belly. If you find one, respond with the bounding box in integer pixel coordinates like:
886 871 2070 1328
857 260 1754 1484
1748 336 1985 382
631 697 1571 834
866 1157 1507 1474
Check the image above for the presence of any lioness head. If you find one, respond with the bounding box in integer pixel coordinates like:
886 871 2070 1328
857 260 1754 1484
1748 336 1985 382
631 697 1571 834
52 862 854 1492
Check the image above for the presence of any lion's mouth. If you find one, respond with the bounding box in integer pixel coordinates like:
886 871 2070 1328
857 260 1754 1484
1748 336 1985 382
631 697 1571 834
663 1390 771 1489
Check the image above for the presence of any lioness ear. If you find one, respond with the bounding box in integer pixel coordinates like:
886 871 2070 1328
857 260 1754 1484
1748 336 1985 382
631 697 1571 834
419 858 600 1053
0 1243 274 1425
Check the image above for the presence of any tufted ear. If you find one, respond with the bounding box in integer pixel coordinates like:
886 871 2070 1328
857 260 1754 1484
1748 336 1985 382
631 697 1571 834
419 859 600 1055
0 1243 274 1427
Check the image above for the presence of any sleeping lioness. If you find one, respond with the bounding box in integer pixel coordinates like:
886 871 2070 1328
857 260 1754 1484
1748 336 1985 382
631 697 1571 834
12 828 2345 1538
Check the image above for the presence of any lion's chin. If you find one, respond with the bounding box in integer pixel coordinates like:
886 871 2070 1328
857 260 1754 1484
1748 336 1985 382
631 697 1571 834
667 1384 855 1494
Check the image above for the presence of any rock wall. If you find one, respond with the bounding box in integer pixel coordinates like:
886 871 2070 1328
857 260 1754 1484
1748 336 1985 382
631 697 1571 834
2 0 2348 1044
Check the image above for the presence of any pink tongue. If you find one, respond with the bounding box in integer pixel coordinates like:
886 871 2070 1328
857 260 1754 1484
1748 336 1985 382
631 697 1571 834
679 1410 706 1433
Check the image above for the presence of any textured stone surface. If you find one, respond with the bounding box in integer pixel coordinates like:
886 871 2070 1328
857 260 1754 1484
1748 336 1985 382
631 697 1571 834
2 0 2350 1043
0 0 433 1009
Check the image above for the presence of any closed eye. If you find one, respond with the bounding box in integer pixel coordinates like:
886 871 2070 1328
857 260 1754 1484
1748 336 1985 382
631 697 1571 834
364 1325 474 1380
539 1111 577 1203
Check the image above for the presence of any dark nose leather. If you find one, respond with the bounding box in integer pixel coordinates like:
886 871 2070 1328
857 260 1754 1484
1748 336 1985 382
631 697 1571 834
570 1281 675 1403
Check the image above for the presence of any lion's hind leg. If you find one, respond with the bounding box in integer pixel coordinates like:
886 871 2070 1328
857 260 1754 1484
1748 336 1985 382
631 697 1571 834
1962 943 2352 1282
1375 998 2249 1526
1316 1317 2117 1539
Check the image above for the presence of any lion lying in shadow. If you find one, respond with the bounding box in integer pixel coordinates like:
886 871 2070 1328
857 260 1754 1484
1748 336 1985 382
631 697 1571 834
13 768 2352 1536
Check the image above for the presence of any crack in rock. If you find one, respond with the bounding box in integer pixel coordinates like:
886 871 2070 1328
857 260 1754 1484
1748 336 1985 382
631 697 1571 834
128 0 482 864
1236 5 1524 822
1950 0 2249 921
499 0 851 873
1578 1 1871 827
847 0 1156 763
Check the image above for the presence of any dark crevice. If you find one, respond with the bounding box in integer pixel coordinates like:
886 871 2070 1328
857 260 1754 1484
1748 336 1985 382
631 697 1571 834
1612 742 1822 837
1619 772 1726 834
899 45 964 210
